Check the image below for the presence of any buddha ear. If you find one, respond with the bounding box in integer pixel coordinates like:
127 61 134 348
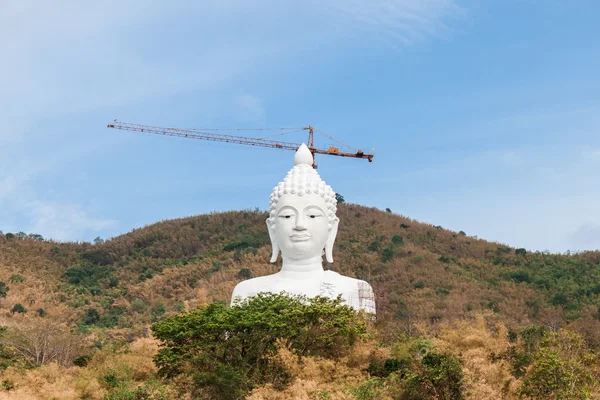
266 218 280 263
325 217 339 263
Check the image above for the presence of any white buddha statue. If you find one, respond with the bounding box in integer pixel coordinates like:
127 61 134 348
231 144 376 314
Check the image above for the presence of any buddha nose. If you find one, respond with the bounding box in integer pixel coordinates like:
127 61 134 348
294 214 307 231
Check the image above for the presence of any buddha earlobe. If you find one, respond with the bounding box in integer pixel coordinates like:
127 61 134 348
325 217 339 263
266 219 280 263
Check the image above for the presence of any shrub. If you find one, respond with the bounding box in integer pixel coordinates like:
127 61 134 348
237 268 253 280
83 308 100 325
9 274 25 283
381 246 394 263
367 358 404 378
508 270 531 284
392 234 403 244
515 248 527 256
64 262 113 288
0 282 8 298
11 303 26 314
414 280 425 289
152 293 367 399
436 287 450 295
403 352 464 399
518 330 599 399
73 355 91 367
131 299 147 313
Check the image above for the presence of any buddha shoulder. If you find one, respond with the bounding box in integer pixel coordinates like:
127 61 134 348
323 271 374 292
231 274 275 301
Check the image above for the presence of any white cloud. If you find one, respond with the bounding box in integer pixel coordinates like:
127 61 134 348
234 94 266 125
566 223 600 250
23 201 118 242
319 0 463 44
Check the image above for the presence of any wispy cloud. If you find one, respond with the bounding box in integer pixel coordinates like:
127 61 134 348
318 0 464 45
234 94 266 125
23 201 118 242
567 223 600 250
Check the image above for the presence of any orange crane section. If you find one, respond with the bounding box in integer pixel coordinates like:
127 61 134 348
107 121 374 168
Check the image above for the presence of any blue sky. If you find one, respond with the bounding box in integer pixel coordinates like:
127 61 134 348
1 0 599 252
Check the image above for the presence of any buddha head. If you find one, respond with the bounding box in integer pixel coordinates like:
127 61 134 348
267 144 339 263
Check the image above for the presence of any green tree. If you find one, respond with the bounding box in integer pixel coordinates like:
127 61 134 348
152 293 367 399
10 304 26 314
518 329 599 399
402 352 464 400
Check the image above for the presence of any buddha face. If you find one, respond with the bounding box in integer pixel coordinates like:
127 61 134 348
268 193 338 262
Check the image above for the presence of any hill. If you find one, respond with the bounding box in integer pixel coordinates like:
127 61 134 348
1 204 600 398
2 203 599 339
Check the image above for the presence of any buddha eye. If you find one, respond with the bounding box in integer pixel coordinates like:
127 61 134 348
279 215 292 219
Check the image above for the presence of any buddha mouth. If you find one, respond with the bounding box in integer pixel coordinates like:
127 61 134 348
289 233 311 241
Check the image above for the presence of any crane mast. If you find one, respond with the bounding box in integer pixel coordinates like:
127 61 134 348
107 121 374 168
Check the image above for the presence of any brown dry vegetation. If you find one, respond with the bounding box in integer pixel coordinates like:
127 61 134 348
1 204 600 398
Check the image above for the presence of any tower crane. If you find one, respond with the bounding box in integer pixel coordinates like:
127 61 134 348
107 121 374 168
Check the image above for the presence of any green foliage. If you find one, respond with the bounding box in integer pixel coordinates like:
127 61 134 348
150 301 166 321
237 268 253 280
73 355 91 367
11 303 26 314
139 266 154 282
413 280 425 289
1 380 14 391
335 193 345 203
152 293 368 399
367 358 404 378
381 246 395 263
9 274 25 283
0 282 8 298
508 270 531 284
517 330 599 399
36 308 46 317
385 335 464 399
367 241 380 252
516 248 527 256
84 308 101 325
64 262 114 289
349 377 385 400
403 352 464 400
102 369 122 389
392 234 403 244
104 379 169 400
0 328 18 370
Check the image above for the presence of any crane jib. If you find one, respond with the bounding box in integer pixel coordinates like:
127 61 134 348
107 122 374 164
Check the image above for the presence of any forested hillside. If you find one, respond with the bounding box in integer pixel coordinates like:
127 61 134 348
1 204 599 399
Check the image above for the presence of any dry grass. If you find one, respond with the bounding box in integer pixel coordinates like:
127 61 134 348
0 337 161 400
428 314 520 399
